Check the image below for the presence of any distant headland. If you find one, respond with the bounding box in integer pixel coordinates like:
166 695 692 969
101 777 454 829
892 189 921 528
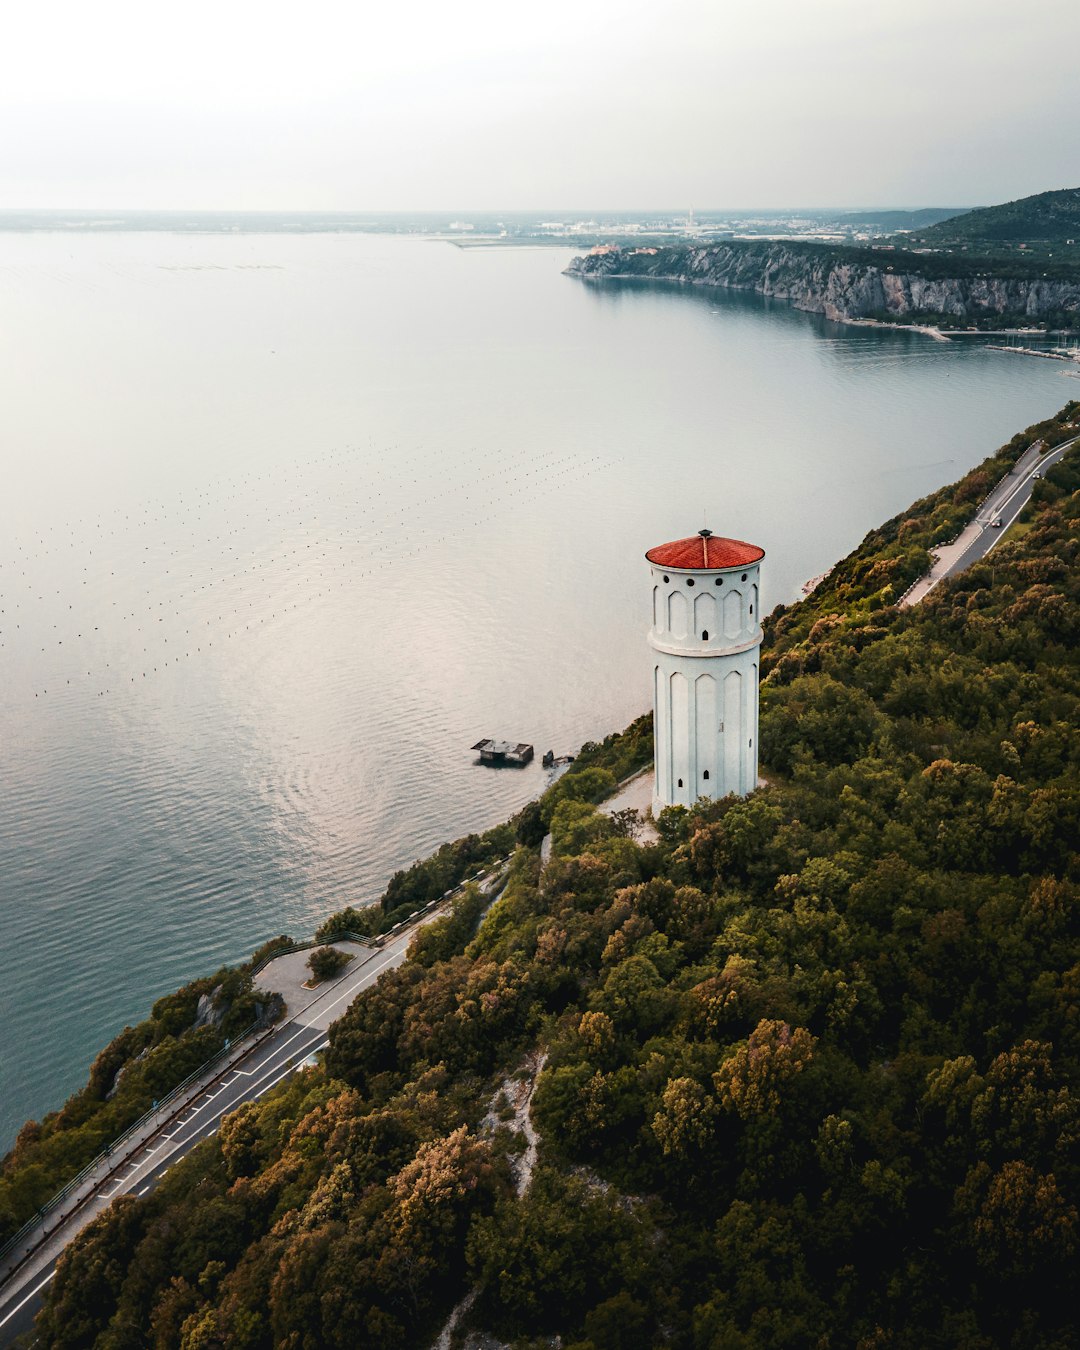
566 187 1080 331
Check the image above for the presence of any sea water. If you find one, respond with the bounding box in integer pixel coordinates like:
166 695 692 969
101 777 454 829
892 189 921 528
0 229 1070 1147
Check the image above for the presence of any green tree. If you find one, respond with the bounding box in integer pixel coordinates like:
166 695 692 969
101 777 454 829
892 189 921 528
308 945 351 983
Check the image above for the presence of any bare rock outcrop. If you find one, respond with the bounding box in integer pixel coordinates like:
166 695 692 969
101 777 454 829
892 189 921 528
566 242 1080 325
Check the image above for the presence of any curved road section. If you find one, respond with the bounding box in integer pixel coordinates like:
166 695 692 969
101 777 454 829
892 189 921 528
901 434 1077 607
0 878 503 1347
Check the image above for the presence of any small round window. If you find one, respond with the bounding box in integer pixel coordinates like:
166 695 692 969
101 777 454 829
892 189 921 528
741 573 747 582
715 577 723 586
663 574 669 583
687 578 695 588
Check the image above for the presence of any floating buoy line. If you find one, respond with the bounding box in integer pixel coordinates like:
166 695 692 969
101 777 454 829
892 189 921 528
1 438 609 700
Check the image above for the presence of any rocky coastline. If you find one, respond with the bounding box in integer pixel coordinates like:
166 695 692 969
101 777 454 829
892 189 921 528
565 241 1080 328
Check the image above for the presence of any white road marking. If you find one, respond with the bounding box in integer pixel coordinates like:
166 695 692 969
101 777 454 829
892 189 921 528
987 460 1045 520
236 947 405 1076
243 1050 329 1103
951 441 1075 574
109 1026 335 1192
0 931 414 1316
0 1267 57 1330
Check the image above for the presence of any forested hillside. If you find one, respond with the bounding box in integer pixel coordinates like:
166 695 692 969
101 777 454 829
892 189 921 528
901 187 1080 257
566 241 1080 330
28 404 1080 1350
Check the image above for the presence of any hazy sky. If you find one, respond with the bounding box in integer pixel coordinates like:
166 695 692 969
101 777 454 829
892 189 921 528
3 0 1077 210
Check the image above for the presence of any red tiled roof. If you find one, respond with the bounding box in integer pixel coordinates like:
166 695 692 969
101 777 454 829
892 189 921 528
646 532 765 570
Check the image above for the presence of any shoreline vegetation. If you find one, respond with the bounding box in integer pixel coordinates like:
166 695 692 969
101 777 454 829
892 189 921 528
0 727 652 1250
4 400 1080 1347
564 239 1080 332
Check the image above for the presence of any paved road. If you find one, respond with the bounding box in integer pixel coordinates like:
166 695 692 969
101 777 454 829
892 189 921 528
0 927 425 1345
901 435 1077 606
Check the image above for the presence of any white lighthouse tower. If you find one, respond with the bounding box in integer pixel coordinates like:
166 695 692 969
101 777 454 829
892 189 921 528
646 528 764 813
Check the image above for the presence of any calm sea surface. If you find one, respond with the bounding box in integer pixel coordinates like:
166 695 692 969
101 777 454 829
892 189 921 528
0 231 1072 1148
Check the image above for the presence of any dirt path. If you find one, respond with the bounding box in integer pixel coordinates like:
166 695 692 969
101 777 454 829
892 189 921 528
429 1052 548 1350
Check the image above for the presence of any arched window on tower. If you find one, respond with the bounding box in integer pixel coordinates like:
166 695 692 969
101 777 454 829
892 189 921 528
701 630 709 640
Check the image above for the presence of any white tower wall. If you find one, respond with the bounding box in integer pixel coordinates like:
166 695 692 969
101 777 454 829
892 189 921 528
647 547 763 814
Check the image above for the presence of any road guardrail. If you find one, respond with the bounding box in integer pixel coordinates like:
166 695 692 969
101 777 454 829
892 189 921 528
0 863 511 1282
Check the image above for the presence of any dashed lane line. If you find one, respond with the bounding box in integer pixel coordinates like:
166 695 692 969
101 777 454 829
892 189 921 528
0 934 413 1330
236 1048 330 1107
105 1029 325 1195
233 947 406 1079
